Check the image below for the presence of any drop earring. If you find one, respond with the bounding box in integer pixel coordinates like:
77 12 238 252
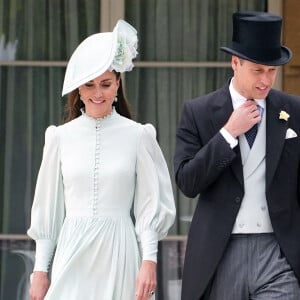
114 93 118 102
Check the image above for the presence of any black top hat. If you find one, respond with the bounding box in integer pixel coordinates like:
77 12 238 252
220 11 292 66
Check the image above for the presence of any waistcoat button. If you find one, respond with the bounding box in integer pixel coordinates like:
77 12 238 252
235 197 241 204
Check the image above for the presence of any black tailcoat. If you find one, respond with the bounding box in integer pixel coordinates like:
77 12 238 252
174 82 300 300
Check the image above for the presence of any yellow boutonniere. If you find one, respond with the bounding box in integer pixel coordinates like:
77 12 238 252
279 110 290 121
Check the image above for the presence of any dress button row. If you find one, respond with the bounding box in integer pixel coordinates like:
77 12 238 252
93 125 100 215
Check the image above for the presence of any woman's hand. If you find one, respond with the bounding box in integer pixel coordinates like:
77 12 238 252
29 271 50 300
135 260 157 300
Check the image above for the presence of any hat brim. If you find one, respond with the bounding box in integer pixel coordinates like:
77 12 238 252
61 33 117 96
220 46 292 66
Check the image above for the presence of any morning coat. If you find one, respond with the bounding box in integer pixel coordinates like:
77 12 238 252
174 81 300 300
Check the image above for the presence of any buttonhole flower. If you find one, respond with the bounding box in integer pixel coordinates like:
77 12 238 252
279 110 290 121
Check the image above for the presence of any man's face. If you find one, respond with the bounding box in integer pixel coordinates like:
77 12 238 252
231 56 278 99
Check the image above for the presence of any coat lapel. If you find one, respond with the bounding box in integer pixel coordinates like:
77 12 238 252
209 83 244 187
207 86 288 191
266 90 288 191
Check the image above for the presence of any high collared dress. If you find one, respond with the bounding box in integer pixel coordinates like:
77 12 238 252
27 109 176 299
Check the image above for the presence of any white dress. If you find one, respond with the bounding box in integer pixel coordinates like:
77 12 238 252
27 109 176 300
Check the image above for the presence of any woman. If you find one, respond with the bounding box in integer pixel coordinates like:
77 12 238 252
28 20 176 300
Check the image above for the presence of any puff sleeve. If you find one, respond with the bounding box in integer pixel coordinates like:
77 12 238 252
134 124 176 263
27 126 65 272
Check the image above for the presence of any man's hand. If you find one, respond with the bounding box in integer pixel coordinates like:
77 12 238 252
224 100 261 138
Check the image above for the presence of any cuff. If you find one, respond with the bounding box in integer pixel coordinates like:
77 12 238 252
220 128 238 148
33 239 56 272
140 230 158 263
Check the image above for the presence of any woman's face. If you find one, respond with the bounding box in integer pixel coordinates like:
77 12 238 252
79 70 120 118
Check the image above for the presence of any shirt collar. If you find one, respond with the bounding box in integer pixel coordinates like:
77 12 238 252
229 78 265 110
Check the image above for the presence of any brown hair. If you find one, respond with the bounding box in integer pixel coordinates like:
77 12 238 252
62 72 132 123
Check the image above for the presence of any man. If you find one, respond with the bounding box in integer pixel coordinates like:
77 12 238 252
174 11 300 300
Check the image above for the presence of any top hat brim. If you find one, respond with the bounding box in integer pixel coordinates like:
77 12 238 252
220 46 292 66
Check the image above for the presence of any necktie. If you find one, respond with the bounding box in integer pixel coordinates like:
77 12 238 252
245 104 263 148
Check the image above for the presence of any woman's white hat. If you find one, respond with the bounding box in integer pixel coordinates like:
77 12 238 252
62 20 138 96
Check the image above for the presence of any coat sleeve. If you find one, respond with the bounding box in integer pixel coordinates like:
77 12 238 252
27 126 65 272
134 124 176 263
174 101 237 198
